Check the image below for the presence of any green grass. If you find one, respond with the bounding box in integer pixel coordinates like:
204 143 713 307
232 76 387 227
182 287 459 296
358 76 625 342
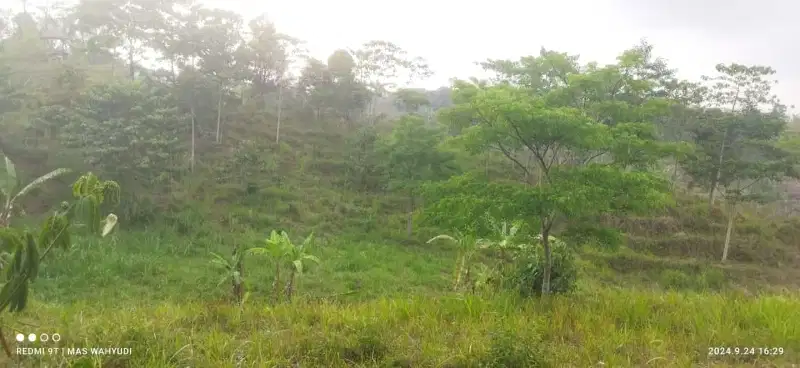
2 227 799 367
8 284 800 367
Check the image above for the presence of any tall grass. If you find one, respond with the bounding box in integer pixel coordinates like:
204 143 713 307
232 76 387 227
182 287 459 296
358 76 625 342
1 230 797 367
5 289 799 367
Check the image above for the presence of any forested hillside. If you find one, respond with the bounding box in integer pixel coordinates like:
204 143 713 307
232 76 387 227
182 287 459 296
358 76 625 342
1 1 800 367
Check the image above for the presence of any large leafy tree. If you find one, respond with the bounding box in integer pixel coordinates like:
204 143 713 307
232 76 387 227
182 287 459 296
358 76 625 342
436 48 677 293
58 80 187 218
381 115 457 237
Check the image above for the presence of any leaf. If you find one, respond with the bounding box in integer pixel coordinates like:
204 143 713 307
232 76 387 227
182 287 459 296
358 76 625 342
39 214 70 250
292 259 303 273
101 213 118 237
9 280 28 313
2 156 17 197
302 232 314 247
427 234 457 244
303 254 321 264
209 252 231 269
24 232 38 281
0 281 13 313
9 168 71 207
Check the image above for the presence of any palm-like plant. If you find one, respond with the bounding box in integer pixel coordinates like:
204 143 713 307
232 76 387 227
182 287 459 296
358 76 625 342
428 232 479 291
0 156 71 228
0 157 119 358
480 217 527 257
283 232 320 301
209 245 246 305
249 230 320 303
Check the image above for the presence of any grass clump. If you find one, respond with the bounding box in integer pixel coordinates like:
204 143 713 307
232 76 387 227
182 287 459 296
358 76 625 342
4 288 798 367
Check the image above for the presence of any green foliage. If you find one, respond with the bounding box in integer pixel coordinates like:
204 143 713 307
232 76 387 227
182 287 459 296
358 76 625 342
344 126 385 192
248 230 320 302
71 172 121 235
380 115 457 194
61 80 188 191
427 232 481 291
509 236 577 296
421 174 539 237
0 170 119 323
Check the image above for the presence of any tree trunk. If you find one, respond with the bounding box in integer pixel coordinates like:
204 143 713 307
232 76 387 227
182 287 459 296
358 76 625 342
709 126 730 214
215 84 223 143
276 84 283 144
721 202 736 262
540 220 552 295
232 258 243 305
453 252 465 291
273 263 282 303
190 105 196 173
170 59 175 84
670 155 679 192
128 44 135 80
707 184 717 213
406 194 414 238
285 268 295 301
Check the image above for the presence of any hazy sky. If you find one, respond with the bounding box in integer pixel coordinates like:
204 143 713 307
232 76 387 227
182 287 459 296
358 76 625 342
7 0 799 111
201 0 798 111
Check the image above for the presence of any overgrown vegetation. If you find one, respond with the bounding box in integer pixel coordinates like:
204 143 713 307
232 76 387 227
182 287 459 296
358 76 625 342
0 2 799 367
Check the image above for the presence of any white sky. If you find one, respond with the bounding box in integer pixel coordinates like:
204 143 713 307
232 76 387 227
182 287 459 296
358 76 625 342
203 0 798 112
6 0 799 112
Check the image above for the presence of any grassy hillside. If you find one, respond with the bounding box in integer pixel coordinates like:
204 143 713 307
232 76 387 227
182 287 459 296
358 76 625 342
2 6 800 367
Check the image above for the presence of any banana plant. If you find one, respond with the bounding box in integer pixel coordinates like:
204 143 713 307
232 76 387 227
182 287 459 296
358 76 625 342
0 155 71 228
0 162 119 358
249 230 292 303
283 232 320 301
249 230 320 303
209 245 246 305
428 232 480 292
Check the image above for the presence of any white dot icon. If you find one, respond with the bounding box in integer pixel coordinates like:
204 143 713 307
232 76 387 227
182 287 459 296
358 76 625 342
27 334 36 342
15 334 23 342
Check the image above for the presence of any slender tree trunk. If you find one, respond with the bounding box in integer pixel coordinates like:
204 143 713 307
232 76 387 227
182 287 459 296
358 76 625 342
273 263 282 303
232 249 244 304
540 220 552 295
170 59 175 84
453 252 464 291
670 155 679 192
406 194 414 237
128 43 135 80
722 202 736 262
215 84 223 144
285 268 295 301
190 105 196 173
276 84 283 144
709 126 730 214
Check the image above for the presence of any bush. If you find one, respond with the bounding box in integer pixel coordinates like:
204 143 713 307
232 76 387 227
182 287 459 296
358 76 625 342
659 269 693 290
479 327 550 367
507 237 578 296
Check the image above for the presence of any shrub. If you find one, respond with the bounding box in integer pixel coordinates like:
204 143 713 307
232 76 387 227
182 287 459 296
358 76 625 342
479 327 550 367
659 269 693 290
507 237 578 296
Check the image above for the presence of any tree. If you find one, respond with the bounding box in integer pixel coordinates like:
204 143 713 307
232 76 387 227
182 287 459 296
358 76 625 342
242 15 305 143
352 40 431 121
394 88 430 115
684 107 799 261
0 166 119 357
194 7 243 143
381 115 457 237
59 79 187 212
438 82 672 294
248 230 319 303
695 63 782 212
